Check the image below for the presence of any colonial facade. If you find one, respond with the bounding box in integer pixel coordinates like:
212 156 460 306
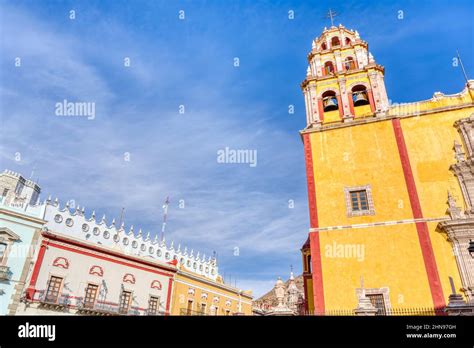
171 269 253 316
0 169 253 315
0 171 45 315
300 25 474 314
18 230 176 315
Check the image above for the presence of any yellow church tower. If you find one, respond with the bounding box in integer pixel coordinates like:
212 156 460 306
300 23 474 314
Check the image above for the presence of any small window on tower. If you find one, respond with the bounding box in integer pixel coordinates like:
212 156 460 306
344 185 375 217
323 61 335 75
345 37 352 46
331 36 340 47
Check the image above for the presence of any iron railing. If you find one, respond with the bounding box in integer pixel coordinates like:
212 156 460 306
301 307 446 316
179 308 209 316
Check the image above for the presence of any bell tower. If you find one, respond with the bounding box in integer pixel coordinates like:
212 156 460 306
301 24 389 128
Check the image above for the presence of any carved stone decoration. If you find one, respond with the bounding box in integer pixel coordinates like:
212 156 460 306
437 115 474 302
122 273 136 284
89 265 104 277
437 217 474 301
52 257 69 269
455 113 474 160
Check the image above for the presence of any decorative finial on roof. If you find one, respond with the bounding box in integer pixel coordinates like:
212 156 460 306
128 225 134 235
454 140 465 162
184 246 188 255
170 240 174 249
91 210 96 219
190 249 194 257
54 197 59 205
66 201 70 209
355 30 360 39
145 231 150 241
368 52 375 64
81 206 85 214
153 234 158 244
47 195 51 202
137 228 142 238
101 214 106 223
111 218 116 226
177 244 181 252
447 191 463 219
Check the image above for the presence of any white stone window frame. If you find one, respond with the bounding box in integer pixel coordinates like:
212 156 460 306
355 287 391 313
0 227 21 266
344 185 375 217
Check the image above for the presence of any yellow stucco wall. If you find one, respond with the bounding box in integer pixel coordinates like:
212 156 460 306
170 271 253 316
304 101 474 311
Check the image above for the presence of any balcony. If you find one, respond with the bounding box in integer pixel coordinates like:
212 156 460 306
37 292 73 312
0 265 12 281
179 308 209 316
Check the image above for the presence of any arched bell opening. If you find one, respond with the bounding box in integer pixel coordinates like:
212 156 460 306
331 36 340 47
321 42 327 50
322 91 339 112
351 85 370 107
345 37 352 46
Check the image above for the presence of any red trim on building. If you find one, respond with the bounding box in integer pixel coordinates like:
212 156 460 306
42 231 176 274
303 134 318 228
26 241 48 299
348 94 355 117
302 133 325 313
309 232 325 313
47 241 175 278
165 277 174 315
367 90 376 112
392 118 446 309
317 98 324 122
336 95 344 118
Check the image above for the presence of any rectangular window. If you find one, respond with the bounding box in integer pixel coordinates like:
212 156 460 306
186 300 193 315
45 276 63 303
345 185 375 217
119 290 132 314
84 283 99 309
367 294 387 316
2 188 8 197
148 296 159 315
200 303 206 315
350 190 369 211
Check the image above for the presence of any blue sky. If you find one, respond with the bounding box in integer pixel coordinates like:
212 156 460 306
0 0 473 297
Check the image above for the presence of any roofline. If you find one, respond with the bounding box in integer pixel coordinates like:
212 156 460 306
41 229 178 274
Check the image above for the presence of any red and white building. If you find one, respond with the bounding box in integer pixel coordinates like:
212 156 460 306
18 229 177 315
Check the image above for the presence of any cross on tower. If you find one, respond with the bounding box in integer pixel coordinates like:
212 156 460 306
326 8 337 27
